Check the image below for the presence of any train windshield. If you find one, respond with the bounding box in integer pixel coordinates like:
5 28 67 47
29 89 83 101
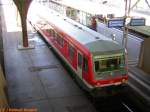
94 55 124 73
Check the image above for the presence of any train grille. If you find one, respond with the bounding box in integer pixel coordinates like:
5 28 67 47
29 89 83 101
96 70 123 80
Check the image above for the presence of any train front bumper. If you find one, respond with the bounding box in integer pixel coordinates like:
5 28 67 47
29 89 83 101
90 83 128 97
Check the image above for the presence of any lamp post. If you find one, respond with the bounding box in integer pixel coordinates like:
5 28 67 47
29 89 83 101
122 0 131 49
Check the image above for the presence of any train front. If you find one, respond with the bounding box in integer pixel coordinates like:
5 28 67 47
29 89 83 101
87 40 128 95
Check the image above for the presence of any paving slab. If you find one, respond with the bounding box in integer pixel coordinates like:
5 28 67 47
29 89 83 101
38 69 84 98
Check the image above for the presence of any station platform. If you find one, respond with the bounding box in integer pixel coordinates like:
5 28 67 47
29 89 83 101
0 1 96 111
0 0 150 111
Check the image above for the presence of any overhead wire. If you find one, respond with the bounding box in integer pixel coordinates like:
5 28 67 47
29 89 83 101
130 0 150 10
145 0 150 8
130 0 140 10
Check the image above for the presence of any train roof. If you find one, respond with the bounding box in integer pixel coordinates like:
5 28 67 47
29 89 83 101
31 4 124 54
51 0 124 16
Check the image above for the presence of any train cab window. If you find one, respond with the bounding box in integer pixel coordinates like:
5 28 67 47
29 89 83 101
78 53 82 68
68 44 75 60
100 60 107 70
94 56 122 72
94 61 99 72
83 57 88 72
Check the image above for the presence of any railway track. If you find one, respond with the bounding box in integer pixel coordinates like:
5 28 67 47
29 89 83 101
122 102 134 112
85 91 143 112
94 98 139 112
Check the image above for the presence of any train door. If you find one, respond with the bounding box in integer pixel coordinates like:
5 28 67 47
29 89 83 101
77 51 83 79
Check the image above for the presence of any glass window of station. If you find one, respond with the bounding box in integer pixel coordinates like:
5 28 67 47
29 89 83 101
78 11 94 27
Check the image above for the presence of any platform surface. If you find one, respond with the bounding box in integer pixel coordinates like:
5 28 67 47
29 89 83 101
1 0 150 111
0 1 96 111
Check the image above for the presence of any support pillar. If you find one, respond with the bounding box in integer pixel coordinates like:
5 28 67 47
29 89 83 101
13 0 34 49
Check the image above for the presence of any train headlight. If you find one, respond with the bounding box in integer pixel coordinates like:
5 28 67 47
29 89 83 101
97 82 101 86
122 79 126 83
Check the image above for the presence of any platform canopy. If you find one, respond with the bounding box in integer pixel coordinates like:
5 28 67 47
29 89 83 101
52 0 124 16
128 26 150 37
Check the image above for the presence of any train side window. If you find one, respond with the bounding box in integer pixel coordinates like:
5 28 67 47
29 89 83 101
83 57 88 72
57 34 64 47
53 31 57 40
47 29 51 35
51 30 54 37
55 32 58 38
78 53 82 68
60 37 64 47
48 29 53 36
68 44 75 60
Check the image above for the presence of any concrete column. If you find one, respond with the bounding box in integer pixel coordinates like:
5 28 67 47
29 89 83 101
13 0 33 49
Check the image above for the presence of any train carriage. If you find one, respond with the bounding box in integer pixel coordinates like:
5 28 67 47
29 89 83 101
29 4 128 94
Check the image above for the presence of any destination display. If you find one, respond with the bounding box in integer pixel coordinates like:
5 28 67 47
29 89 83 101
107 17 146 27
130 18 145 26
107 18 125 28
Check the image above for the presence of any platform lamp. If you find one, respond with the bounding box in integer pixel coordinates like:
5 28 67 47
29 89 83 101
122 0 131 50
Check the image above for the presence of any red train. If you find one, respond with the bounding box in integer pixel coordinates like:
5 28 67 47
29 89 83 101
29 4 128 94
